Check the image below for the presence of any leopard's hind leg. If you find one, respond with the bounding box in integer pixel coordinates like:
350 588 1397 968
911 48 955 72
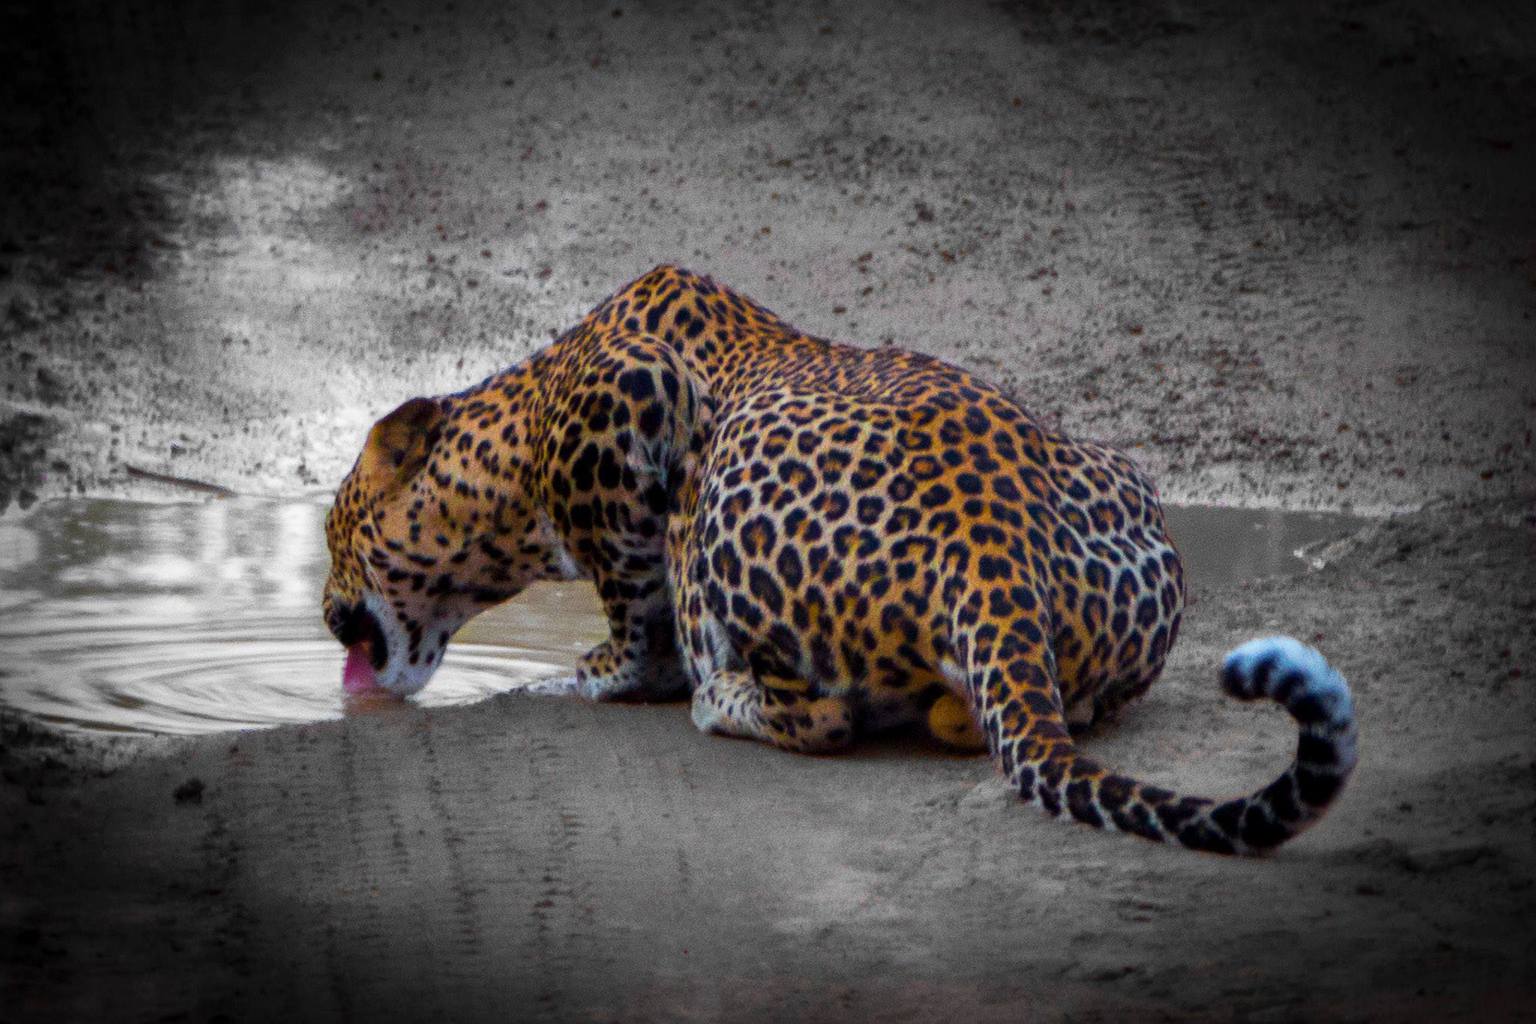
690 668 854 754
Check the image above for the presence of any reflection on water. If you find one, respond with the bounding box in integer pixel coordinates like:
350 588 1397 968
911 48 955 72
0 499 608 735
0 498 1370 735
1160 505 1367 600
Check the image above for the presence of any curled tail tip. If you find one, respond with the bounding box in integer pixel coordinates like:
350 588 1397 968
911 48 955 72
1220 635 1359 841
1221 635 1354 727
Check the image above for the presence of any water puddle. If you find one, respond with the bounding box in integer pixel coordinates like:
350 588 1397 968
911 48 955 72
0 498 1371 735
0 499 605 736
1159 505 1366 595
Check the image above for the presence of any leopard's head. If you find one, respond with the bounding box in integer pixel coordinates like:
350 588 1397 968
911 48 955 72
321 394 580 696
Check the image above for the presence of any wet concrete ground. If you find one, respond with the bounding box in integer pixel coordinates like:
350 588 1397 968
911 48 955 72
4 493 1534 1022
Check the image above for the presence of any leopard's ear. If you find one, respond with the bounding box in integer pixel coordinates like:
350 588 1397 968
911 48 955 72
357 397 443 494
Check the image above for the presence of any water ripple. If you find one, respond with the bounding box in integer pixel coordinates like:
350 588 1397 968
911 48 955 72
0 499 608 735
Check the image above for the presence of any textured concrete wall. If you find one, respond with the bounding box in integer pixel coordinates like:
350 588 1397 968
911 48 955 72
2 0 1532 514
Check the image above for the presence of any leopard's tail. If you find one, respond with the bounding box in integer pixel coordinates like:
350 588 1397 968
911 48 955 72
949 587 1357 854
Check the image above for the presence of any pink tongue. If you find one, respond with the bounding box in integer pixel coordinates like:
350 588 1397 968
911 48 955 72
342 643 380 694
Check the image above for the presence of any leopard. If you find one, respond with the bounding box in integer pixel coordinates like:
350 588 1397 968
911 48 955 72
323 264 1357 855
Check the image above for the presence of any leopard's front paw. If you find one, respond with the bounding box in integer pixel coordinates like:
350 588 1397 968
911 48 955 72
576 641 685 702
